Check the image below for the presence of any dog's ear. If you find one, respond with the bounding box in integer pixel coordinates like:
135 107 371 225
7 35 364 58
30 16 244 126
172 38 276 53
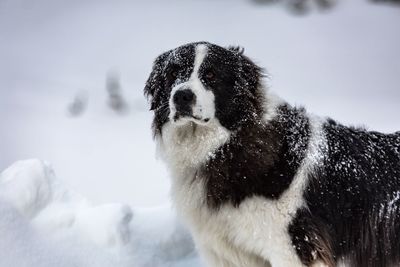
241 54 263 94
228 46 263 94
144 51 170 110
227 45 245 55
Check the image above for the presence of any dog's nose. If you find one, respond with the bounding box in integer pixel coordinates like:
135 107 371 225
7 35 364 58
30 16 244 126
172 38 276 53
173 89 195 110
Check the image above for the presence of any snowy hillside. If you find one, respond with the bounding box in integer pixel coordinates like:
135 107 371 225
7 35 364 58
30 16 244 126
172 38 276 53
0 0 399 266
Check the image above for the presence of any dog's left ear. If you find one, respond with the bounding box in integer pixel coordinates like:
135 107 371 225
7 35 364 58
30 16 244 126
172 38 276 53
144 51 170 110
227 46 263 94
227 45 245 55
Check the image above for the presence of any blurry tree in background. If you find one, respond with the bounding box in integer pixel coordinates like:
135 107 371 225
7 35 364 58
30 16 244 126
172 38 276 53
253 0 399 14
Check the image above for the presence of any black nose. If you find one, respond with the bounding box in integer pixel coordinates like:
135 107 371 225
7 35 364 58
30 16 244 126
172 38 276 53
173 89 195 110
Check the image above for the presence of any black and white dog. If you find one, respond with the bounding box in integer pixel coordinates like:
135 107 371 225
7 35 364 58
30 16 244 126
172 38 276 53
144 42 400 267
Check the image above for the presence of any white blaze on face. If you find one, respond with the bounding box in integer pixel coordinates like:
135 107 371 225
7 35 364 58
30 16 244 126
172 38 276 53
169 44 216 125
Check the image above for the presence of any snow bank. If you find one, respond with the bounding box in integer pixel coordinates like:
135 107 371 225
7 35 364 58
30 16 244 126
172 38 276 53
0 159 201 267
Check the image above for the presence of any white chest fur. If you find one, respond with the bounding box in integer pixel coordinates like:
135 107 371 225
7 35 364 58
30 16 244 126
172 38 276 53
157 119 230 171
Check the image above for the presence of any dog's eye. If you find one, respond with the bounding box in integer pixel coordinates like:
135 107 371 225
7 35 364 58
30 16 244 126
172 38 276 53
170 70 178 78
205 70 215 81
167 66 180 80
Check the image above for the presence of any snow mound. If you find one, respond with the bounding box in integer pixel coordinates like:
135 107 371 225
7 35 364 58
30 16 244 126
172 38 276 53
0 159 57 218
0 159 201 267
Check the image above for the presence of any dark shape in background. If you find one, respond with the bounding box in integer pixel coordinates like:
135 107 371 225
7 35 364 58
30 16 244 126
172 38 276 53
67 90 88 117
106 71 129 114
252 0 399 14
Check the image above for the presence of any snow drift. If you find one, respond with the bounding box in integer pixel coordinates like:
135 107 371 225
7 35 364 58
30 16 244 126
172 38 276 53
0 159 201 267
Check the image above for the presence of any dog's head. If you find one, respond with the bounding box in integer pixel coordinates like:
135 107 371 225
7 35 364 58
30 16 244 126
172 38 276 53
144 42 265 136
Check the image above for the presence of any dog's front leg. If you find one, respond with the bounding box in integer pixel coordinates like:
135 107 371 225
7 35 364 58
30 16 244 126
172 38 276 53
268 258 329 267
198 246 236 267
265 249 306 267
310 261 330 267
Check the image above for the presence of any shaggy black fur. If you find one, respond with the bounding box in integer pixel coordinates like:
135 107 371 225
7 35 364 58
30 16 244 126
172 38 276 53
201 105 310 208
289 209 335 266
290 121 400 267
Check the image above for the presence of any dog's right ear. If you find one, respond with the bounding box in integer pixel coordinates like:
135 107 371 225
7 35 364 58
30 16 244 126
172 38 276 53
144 51 170 110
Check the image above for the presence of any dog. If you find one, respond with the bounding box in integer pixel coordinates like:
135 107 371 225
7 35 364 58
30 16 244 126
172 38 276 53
144 41 400 267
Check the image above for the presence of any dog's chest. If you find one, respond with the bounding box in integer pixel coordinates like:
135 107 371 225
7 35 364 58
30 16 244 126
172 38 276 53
160 119 313 266
171 168 303 267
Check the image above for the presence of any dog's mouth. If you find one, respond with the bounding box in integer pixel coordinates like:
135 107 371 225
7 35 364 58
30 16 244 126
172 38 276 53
173 112 210 125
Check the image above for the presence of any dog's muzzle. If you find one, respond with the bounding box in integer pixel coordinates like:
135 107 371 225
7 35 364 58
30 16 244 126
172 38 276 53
172 89 196 118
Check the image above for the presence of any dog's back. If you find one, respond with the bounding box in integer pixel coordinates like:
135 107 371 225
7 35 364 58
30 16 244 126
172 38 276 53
291 120 400 267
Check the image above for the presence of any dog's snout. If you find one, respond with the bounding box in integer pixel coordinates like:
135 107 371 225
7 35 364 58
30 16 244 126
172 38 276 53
173 89 195 109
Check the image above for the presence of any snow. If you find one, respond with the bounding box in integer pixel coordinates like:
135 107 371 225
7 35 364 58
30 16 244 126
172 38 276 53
0 0 399 266
0 159 200 267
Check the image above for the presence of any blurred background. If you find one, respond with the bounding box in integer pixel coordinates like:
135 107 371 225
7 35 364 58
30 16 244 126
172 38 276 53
1 0 399 208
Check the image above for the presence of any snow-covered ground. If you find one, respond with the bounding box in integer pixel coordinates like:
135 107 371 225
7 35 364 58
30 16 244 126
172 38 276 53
0 0 399 266
0 159 200 267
